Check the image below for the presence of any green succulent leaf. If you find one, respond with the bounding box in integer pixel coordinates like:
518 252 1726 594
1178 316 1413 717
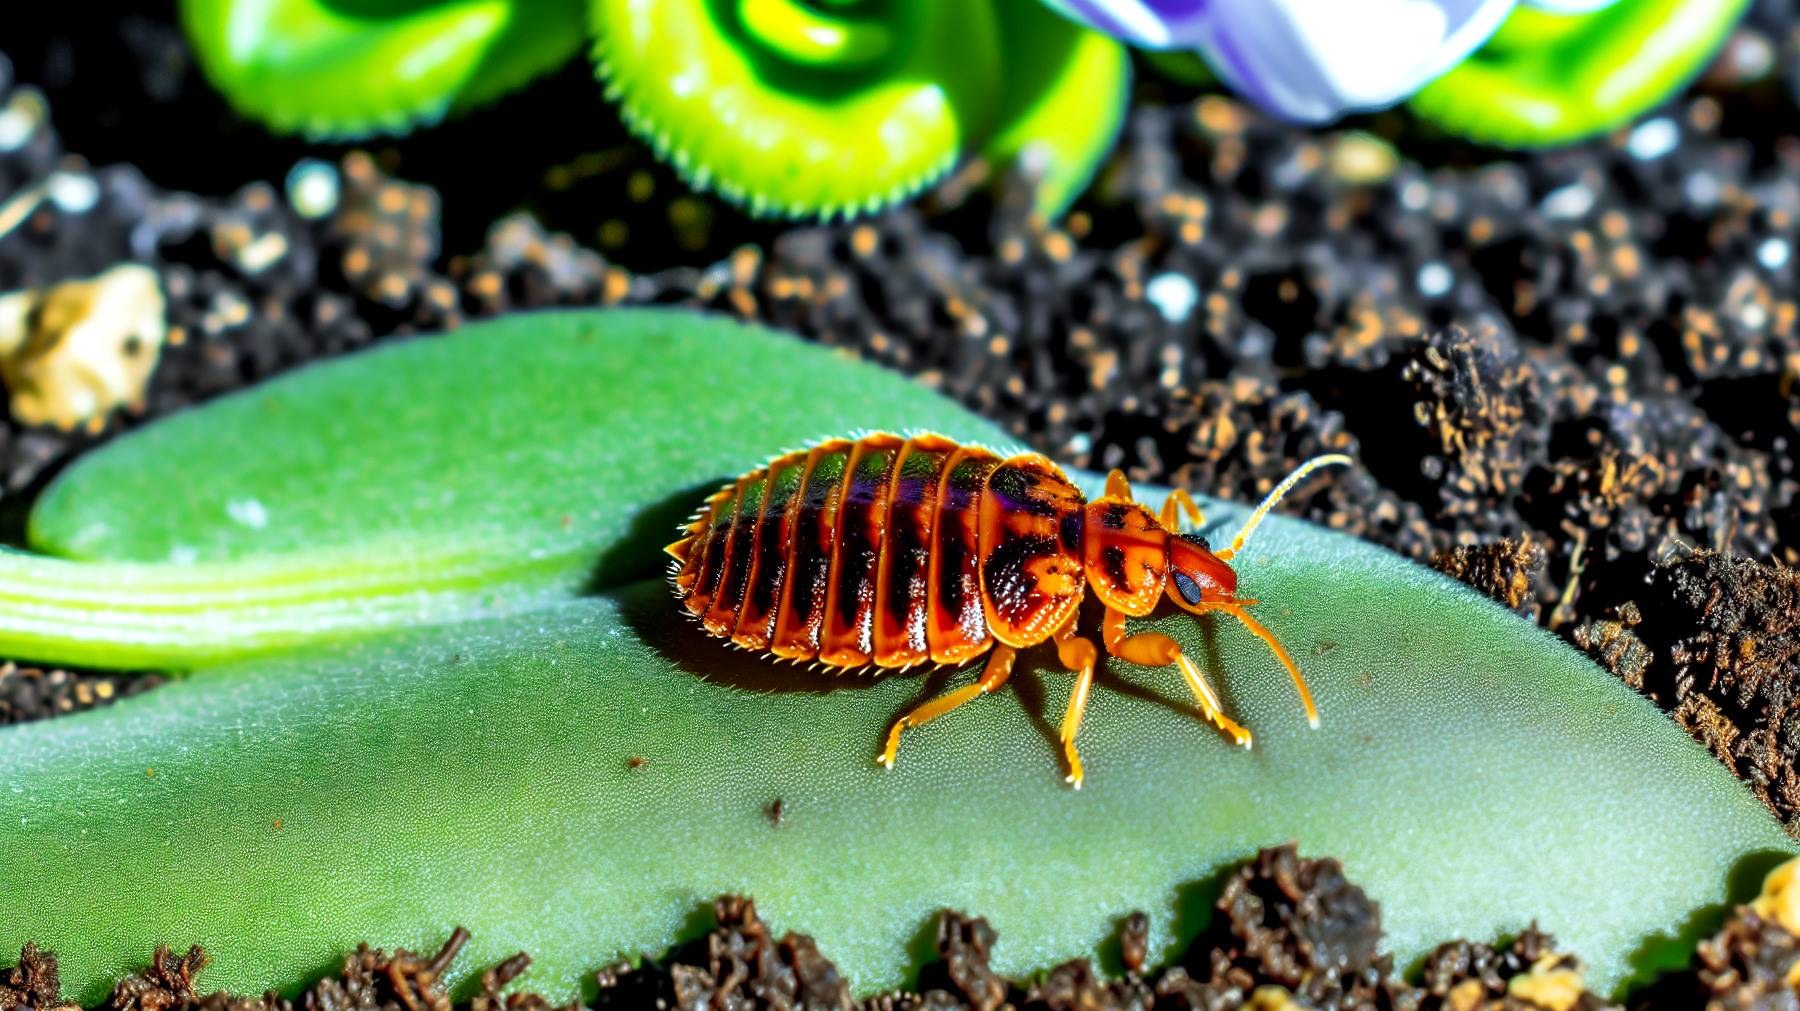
13 309 1006 669
179 0 588 139
1409 0 1750 147
981 0 1131 219
0 307 1788 1007
589 0 1002 218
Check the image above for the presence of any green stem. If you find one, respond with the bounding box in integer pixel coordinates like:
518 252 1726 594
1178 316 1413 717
0 538 582 671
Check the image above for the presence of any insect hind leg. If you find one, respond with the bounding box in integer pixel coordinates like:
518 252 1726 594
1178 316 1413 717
879 645 1017 770
1102 607 1251 748
1052 611 1100 788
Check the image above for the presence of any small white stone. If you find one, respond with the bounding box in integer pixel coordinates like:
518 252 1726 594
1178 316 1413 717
1398 179 1430 211
45 171 99 214
285 159 340 219
1685 171 1721 208
0 89 45 152
1758 237 1790 269
1416 262 1453 298
1627 118 1680 161
1145 271 1199 323
1540 184 1595 221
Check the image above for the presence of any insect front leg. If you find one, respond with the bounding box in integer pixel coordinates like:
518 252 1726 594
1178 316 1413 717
1102 607 1251 748
1052 610 1100 788
879 645 1017 770
1187 601 1319 728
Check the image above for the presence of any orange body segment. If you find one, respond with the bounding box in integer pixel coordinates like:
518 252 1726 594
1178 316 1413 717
872 435 957 668
681 485 739 616
977 453 1088 648
730 451 808 651
925 445 1000 664
820 434 905 666
772 440 853 660
703 471 767 637
1081 498 1168 617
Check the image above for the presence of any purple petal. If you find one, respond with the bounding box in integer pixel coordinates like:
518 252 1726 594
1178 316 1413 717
1194 0 1519 122
1035 0 1210 49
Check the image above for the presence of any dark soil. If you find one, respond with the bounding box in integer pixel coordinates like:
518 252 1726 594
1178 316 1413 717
4 3 1800 834
21 842 1800 1011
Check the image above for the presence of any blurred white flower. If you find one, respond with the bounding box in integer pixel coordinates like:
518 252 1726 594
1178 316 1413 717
1038 0 1621 123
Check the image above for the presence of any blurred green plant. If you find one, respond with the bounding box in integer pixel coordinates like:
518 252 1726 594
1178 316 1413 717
1409 0 1751 146
180 0 589 139
179 0 1128 218
0 308 1788 1004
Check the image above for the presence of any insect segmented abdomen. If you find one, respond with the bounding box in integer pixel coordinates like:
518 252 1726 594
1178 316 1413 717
773 440 854 659
676 483 741 616
925 445 1001 665
821 434 906 666
729 451 808 651
873 435 958 667
676 433 1089 669
703 470 767 636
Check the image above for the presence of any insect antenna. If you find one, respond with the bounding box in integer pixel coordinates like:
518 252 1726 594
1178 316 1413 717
1217 454 1353 561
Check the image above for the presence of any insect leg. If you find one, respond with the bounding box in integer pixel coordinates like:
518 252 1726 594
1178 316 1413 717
1052 612 1100 788
1104 469 1132 499
1208 602 1318 728
878 645 1017 770
1157 489 1205 532
1102 607 1251 748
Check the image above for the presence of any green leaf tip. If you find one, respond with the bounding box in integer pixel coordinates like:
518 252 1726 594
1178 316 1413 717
588 0 1129 219
0 306 1789 1006
1409 0 1751 147
180 0 588 140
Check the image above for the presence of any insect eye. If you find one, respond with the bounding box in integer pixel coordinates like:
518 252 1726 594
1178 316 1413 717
1172 570 1203 605
1178 532 1211 552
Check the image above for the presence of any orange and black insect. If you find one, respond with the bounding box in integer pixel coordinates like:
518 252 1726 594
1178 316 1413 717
665 432 1350 786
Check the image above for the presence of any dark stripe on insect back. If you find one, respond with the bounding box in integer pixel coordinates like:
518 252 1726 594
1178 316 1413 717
705 474 766 633
689 487 739 611
1059 510 1083 556
785 446 850 641
737 458 804 639
983 531 1060 626
880 447 948 653
1100 502 1131 530
827 442 900 655
1101 544 1132 594
932 452 997 647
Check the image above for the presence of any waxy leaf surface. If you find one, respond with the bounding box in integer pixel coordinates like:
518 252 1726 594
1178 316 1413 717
0 308 1788 1006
